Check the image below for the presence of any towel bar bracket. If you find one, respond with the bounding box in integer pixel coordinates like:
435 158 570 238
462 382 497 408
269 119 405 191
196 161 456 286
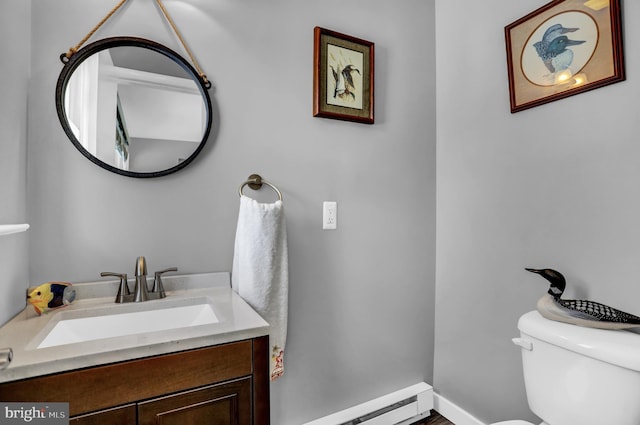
239 174 283 201
247 174 263 190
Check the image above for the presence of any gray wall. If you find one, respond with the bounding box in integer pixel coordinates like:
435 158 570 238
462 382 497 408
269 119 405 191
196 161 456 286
25 1 436 424
0 1 30 325
11 1 639 423
434 1 640 423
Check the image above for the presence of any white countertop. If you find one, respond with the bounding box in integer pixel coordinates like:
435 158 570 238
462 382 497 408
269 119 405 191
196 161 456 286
0 272 269 383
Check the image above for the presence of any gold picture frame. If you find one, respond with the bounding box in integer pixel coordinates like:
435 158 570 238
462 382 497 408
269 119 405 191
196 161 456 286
313 27 374 124
505 0 624 113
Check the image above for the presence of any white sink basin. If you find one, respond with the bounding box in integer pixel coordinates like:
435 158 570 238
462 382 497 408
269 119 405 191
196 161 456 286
0 272 271 384
37 299 219 349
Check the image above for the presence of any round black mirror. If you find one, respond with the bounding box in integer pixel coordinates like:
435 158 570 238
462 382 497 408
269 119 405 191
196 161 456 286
56 37 212 178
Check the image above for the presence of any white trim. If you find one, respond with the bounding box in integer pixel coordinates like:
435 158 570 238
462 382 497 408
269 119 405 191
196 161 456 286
0 224 29 236
434 392 486 425
302 383 433 425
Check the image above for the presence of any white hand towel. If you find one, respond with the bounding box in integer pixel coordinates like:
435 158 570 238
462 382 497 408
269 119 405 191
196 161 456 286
232 195 288 381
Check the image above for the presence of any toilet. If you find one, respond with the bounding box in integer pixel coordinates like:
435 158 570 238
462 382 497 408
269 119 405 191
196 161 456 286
491 310 640 425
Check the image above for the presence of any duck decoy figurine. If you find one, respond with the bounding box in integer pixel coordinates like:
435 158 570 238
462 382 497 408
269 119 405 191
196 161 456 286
526 268 640 330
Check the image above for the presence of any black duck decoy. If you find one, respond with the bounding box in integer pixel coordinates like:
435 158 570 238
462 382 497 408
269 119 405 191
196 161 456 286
526 268 640 330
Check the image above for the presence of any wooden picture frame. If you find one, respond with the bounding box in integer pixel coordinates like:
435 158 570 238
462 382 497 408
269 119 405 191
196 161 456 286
313 27 374 124
505 0 624 113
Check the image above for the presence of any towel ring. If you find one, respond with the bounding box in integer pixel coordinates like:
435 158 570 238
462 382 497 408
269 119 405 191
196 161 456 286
238 174 283 201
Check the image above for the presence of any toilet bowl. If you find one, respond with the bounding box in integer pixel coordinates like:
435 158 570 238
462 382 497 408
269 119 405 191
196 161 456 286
489 310 640 425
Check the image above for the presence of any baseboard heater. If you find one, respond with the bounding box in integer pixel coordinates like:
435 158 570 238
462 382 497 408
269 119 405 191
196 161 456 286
303 382 434 425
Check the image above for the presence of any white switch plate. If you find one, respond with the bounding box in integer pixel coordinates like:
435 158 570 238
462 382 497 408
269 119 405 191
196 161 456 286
323 201 337 230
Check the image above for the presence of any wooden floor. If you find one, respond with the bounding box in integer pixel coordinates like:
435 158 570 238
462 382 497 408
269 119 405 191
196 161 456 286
411 410 455 425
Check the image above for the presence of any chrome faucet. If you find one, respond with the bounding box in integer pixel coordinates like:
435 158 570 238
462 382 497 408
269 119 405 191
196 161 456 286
101 256 177 303
153 267 178 298
100 271 129 303
133 256 150 302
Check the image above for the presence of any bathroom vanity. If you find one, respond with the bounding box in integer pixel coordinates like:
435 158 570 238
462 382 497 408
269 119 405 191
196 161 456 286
0 272 270 424
0 337 268 424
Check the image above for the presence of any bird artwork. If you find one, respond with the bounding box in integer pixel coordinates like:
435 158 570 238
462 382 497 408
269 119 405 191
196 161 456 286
27 282 76 315
526 268 640 330
533 24 585 73
330 64 361 100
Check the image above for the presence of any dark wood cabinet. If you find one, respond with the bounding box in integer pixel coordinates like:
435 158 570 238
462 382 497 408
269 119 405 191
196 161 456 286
0 336 269 425
139 378 251 425
69 404 137 425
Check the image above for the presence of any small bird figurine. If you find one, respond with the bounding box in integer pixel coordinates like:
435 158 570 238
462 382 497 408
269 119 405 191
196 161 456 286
27 282 76 315
526 268 640 330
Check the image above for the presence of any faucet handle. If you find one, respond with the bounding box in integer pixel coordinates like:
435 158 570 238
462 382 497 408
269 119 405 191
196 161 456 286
152 267 178 297
101 272 130 303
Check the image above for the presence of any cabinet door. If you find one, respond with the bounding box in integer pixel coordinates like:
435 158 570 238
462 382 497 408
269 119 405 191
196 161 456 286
69 404 136 425
138 378 252 425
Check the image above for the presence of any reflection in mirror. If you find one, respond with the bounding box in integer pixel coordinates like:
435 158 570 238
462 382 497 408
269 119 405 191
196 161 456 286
57 37 212 178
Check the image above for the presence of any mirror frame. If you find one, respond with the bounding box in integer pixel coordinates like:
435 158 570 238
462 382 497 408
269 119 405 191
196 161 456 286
56 36 213 178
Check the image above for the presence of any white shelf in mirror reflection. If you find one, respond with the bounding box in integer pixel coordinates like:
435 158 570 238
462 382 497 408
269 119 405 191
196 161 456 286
0 224 29 236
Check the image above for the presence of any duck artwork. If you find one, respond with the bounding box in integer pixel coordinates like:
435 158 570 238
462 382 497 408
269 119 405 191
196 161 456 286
533 24 585 74
526 268 640 330
27 282 76 315
330 64 360 100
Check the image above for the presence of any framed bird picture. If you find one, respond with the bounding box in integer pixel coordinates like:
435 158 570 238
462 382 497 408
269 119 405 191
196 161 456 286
505 0 624 113
313 27 374 124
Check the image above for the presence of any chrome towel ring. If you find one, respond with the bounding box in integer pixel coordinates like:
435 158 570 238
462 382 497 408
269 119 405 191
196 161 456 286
238 174 283 201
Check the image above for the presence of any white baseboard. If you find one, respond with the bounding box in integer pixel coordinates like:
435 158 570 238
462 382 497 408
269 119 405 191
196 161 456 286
302 383 434 425
433 393 486 425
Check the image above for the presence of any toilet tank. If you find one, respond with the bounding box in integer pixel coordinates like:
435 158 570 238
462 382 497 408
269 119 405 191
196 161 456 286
515 311 640 425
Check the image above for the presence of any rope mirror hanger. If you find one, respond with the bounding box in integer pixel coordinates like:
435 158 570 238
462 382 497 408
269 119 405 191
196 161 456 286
60 0 210 89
